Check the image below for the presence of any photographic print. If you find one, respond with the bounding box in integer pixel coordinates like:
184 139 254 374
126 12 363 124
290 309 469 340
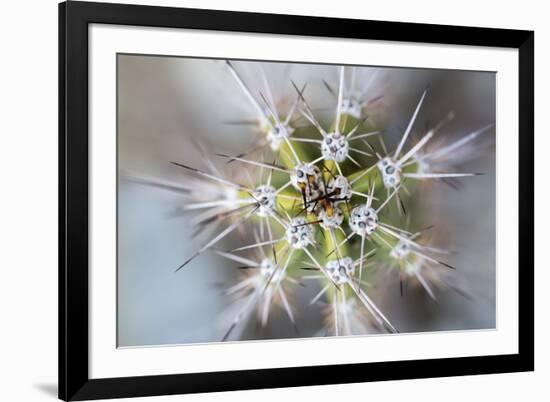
117 55 496 347
59 4 533 399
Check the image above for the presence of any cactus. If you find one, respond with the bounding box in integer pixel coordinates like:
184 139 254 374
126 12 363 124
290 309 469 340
124 60 494 341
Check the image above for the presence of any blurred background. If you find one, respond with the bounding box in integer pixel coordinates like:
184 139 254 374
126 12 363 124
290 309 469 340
117 54 496 347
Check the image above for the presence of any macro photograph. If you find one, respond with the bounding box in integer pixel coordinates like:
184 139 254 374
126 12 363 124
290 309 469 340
117 55 496 347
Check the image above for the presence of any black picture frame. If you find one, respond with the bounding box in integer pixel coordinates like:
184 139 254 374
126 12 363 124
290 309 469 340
59 1 534 400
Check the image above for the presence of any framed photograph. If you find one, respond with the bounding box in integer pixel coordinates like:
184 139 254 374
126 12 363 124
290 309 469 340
59 1 534 400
